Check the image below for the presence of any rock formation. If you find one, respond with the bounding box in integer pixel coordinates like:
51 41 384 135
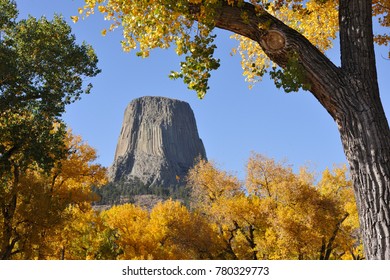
109 96 207 188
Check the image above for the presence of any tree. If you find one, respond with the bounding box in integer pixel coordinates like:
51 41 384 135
0 131 107 259
316 165 364 260
1 0 100 116
0 0 100 178
188 155 362 259
0 0 101 259
101 200 219 259
148 200 220 259
80 0 390 259
246 153 362 259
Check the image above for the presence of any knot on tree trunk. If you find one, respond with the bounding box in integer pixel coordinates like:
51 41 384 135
261 30 286 52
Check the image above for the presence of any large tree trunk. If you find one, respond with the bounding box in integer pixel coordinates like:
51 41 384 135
338 0 390 259
337 80 390 260
213 1 390 259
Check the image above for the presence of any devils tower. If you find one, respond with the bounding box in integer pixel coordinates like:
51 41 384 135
109 96 207 188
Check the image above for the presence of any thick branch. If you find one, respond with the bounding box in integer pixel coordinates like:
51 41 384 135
213 1 344 119
214 2 267 41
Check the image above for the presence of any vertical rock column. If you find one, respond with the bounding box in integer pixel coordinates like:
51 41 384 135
109 96 207 187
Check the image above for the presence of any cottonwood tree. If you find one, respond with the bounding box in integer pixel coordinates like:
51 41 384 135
0 131 107 259
102 200 219 259
79 0 390 259
188 157 361 259
0 0 100 259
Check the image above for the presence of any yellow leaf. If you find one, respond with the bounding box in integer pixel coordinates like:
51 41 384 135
70 16 79 23
98 6 106 13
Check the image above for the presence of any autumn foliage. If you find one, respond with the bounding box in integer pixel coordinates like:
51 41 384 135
0 131 107 259
2 0 386 260
1 138 362 259
76 0 389 94
187 155 362 260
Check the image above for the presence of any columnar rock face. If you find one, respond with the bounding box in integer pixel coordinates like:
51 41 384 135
109 96 207 187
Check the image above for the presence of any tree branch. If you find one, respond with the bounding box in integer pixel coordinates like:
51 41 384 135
212 1 345 119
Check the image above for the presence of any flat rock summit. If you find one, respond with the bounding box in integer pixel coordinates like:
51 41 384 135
109 96 207 187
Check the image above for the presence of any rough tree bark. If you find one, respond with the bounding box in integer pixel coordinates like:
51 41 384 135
212 1 390 259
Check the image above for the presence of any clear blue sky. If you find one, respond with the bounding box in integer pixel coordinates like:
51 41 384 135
16 0 390 179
